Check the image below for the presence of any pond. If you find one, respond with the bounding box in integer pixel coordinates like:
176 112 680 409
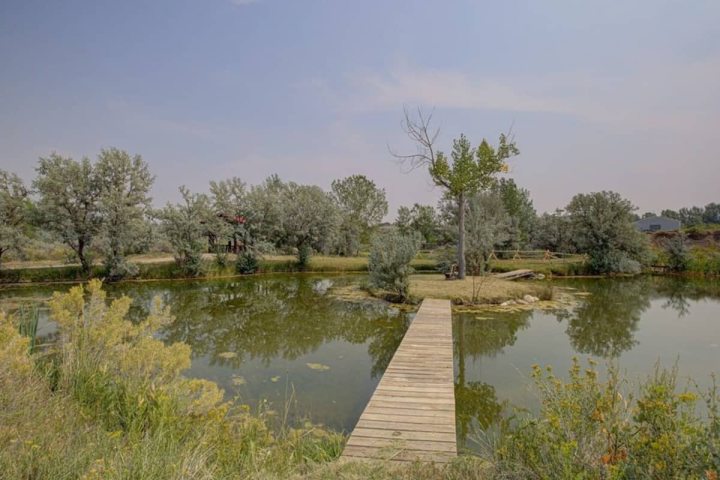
1 274 718 452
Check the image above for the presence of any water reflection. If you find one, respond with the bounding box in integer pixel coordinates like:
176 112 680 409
557 278 652 357
112 276 410 377
454 311 531 449
453 276 720 451
0 275 413 430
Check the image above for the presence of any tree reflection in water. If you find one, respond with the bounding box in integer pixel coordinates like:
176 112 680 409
557 277 652 358
115 275 410 377
453 310 531 450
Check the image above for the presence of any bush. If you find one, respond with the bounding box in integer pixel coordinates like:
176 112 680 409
664 235 690 272
486 359 720 479
297 244 312 269
566 191 651 274
235 251 259 274
688 248 720 276
368 231 418 301
589 250 642 274
177 251 204 277
104 255 139 281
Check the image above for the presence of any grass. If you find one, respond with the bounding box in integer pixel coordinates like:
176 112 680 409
0 253 439 284
408 274 554 305
488 256 589 276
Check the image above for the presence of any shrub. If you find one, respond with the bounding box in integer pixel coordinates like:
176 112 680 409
688 247 720 276
104 255 139 281
368 230 418 301
566 191 651 274
486 359 720 479
297 244 312 269
236 251 259 274
664 235 690 272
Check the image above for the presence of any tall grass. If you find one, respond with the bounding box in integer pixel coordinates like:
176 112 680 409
15 304 39 353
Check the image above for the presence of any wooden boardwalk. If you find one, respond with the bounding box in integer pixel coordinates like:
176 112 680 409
341 298 456 464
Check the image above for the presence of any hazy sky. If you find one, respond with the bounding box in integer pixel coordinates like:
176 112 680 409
1 0 718 216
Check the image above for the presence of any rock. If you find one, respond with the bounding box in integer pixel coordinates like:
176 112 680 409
523 295 536 303
500 300 516 306
516 299 528 305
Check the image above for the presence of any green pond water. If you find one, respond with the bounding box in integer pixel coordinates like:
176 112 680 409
1 274 719 452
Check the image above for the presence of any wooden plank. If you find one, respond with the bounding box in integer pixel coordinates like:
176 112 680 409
345 436 457 453
355 419 456 434
341 298 456 464
350 428 457 443
341 446 455 463
358 411 454 423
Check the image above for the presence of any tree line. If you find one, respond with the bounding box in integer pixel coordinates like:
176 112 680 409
0 151 390 278
2 114 712 283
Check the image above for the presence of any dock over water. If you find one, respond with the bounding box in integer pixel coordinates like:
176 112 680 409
341 298 456 464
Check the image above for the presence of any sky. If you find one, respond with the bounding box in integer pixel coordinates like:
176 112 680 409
1 0 719 217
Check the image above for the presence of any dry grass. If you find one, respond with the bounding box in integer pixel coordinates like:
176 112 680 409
489 256 587 276
409 274 553 305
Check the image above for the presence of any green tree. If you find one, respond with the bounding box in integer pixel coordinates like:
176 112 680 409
660 209 680 221
702 202 720 224
244 175 287 247
281 183 340 266
394 109 518 278
664 234 690 272
96 148 154 280
566 191 650 274
209 177 250 254
156 186 212 276
0 170 30 267
331 175 388 255
34 154 102 273
678 206 704 226
532 209 576 253
394 204 440 248
464 192 510 275
495 178 536 249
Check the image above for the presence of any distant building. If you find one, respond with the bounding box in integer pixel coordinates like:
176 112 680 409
634 216 681 232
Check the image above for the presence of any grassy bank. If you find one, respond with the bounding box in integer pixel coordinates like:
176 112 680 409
0 253 438 285
488 255 589 276
408 274 553 305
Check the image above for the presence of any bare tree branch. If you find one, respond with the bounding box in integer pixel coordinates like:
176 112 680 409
389 106 451 188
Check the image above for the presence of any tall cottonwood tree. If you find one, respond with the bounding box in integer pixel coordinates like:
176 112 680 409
0 170 29 267
96 148 154 279
34 154 102 273
393 109 518 278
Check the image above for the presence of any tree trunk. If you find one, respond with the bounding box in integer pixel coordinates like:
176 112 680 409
457 192 466 279
77 239 90 274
